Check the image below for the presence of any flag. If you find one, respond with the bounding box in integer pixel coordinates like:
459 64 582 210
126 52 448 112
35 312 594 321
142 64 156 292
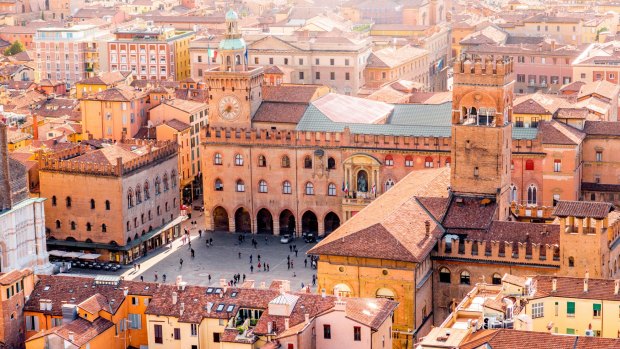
371 184 376 196
244 47 248 65
344 182 349 194
342 182 345 192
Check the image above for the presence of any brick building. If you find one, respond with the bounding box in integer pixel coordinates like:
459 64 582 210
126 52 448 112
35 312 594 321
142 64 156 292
39 139 182 264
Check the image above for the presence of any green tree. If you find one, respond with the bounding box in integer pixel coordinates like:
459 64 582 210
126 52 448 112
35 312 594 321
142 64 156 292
3 40 25 56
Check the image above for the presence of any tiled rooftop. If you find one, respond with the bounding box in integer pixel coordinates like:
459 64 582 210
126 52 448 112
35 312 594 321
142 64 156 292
553 200 614 219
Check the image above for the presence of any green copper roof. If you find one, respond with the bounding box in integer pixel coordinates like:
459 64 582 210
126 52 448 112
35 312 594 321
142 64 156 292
219 38 246 50
225 9 239 21
512 127 539 140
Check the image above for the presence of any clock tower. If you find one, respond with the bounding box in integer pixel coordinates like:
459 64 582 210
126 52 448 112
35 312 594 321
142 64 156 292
204 9 263 129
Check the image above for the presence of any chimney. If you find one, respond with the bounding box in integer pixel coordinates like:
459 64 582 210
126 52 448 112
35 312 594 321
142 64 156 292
321 289 326 298
260 281 266 289
284 318 290 330
304 313 310 324
425 220 431 236
176 275 183 286
172 292 178 305
552 278 557 292
206 302 213 314
180 302 185 316
68 332 74 342
32 112 39 140
584 278 589 293
123 287 129 297
267 321 273 334
615 280 619 295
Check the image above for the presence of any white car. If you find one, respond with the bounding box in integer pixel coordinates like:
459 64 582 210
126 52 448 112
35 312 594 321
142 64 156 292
280 234 291 244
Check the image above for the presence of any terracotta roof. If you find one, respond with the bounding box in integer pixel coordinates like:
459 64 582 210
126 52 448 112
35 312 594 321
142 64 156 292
159 99 207 114
538 121 585 145
553 200 613 219
578 80 619 101
366 45 428 69
0 269 27 285
76 71 130 86
555 108 588 120
134 126 157 139
583 121 620 136
581 182 620 192
263 65 284 74
501 274 527 287
262 85 324 103
78 293 112 314
461 329 620 349
463 221 559 245
309 167 450 262
343 298 397 330
88 85 146 102
532 275 620 301
253 102 308 124
174 89 209 103
513 93 571 115
560 80 586 93
441 195 497 230
162 118 191 131
30 317 114 347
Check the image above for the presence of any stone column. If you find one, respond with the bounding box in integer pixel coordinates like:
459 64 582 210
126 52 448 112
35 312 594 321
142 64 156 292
318 219 325 237
273 219 280 236
251 216 257 234
228 216 235 233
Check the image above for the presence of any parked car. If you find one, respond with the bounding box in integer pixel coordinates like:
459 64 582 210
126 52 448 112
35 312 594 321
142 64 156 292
280 234 292 244
304 233 317 243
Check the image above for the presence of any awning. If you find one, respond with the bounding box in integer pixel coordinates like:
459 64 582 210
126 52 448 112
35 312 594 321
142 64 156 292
48 250 68 257
78 253 101 260
63 252 84 258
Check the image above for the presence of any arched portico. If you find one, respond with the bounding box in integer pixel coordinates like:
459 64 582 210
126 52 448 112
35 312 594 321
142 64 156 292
279 210 296 236
324 212 340 235
301 211 318 235
234 207 251 233
213 206 229 231
256 208 274 234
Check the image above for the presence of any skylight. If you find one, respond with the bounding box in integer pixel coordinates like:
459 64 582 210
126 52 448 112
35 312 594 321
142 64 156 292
216 304 225 312
226 305 235 312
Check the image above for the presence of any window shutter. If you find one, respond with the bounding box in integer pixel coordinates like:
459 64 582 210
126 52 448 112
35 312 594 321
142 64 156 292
593 304 601 311
567 302 575 314
34 316 40 331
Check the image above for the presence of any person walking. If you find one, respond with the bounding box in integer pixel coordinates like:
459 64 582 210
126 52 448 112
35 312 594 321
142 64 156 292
180 258 184 268
291 260 294 269
243 274 246 282
295 249 298 257
250 265 254 273
191 249 195 258
249 254 253 264
257 262 261 270
304 258 307 268
210 238 213 246
267 263 270 271
238 251 241 259
199 230 202 238
287 261 290 270
163 274 166 283
312 274 316 286
140 275 144 282
263 263 266 271
154 271 158 282
264 236 268 245
208 274 211 283
289 245 293 252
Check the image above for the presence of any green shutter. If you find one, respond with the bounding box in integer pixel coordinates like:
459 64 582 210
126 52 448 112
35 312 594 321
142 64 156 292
567 302 575 314
567 328 575 335
593 304 602 311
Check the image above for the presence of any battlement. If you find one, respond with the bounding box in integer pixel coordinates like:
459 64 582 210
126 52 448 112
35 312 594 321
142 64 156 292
203 126 453 151
453 54 514 86
434 234 561 268
39 140 177 177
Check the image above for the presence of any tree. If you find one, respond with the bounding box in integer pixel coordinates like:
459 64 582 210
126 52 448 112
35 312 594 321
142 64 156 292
3 40 24 56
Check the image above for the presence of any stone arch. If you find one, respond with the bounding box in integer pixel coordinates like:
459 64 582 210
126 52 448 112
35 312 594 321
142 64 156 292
333 283 352 297
279 209 296 235
301 211 318 235
213 206 229 231
256 208 273 234
234 207 251 233
375 287 396 300
323 212 340 235
454 90 498 123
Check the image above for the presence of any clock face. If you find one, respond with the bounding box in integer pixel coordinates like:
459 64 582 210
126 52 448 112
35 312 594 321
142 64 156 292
218 95 241 121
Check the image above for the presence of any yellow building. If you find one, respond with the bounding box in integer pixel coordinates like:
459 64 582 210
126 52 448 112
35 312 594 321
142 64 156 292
174 32 194 81
154 119 192 196
6 128 32 151
75 71 133 99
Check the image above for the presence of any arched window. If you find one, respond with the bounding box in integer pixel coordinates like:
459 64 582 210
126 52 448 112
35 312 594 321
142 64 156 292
126 221 130 232
424 156 434 168
405 156 413 167
439 267 451 283
52 196 57 206
215 178 223 191
471 241 479 255
90 199 95 209
445 157 451 167
328 183 337 196
55 220 61 229
171 170 177 188
525 159 534 171
105 200 111 210
127 189 134 208
527 184 537 205
102 224 107 232
157 206 161 215
327 157 336 170
283 181 292 194
375 288 395 300
305 182 314 195
281 155 290 168
144 181 150 200
86 222 92 231
258 155 266 167
163 173 169 191
460 271 471 285
173 198 177 208
235 154 244 166
385 179 395 191
214 153 222 165
155 177 161 195
236 180 245 192
385 155 394 166
135 185 142 204
304 156 312 169
492 273 502 285
510 184 517 202
258 180 268 193
70 221 76 230
568 256 575 267
164 203 169 212
66 196 72 208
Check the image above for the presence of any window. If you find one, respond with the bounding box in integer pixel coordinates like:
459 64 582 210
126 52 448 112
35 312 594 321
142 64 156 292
492 273 502 285
174 328 181 340
71 221 76 230
567 328 575 335
259 180 268 193
439 267 450 283
283 181 292 194
26 316 39 331
258 155 266 167
90 199 95 209
568 256 575 267
327 157 336 170
593 303 602 317
155 177 161 195
510 184 517 202
128 313 141 329
554 159 561 172
102 224 107 232
304 156 312 169
55 220 61 229
215 179 224 191
596 151 602 162
460 271 470 285
328 183 337 196
86 223 92 231
191 323 198 336
66 196 72 208
567 301 575 316
316 72 320 80
105 200 111 210
213 333 221 343
385 179 395 191
525 159 534 170
385 155 394 166
282 155 290 168
532 302 544 318
269 57 273 64
517 74 525 82
235 154 243 166
330 72 335 80
330 58 335 65
236 180 245 192
323 324 331 339
127 189 134 208
354 326 361 341
405 156 413 167
284 58 289 65
305 182 314 195
425 156 434 168
299 71 304 80
52 196 57 206
214 153 222 165
527 185 537 205
154 324 163 343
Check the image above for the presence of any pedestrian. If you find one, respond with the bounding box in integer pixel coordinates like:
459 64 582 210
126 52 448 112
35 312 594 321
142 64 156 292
188 240 192 249
293 244 296 251
206 238 209 247
138 264 141 270
258 262 261 270
250 265 254 273
312 274 316 286
263 263 266 271
243 274 246 282
199 230 202 238
154 271 158 282
163 274 166 283
191 249 195 258
289 245 293 252
304 258 307 268
133 263 137 271
250 254 253 263
287 255 290 261
208 274 211 283
265 236 268 245
293 272 296 277
267 263 270 271
291 260 294 269
140 275 144 282
180 258 184 268
287 261 290 270
238 251 242 259
210 238 213 246
295 249 298 257
301 282 304 289
257 254 261 262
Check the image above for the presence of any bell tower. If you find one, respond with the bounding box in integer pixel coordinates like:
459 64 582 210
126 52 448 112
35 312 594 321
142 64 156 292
450 54 514 220
204 9 263 129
